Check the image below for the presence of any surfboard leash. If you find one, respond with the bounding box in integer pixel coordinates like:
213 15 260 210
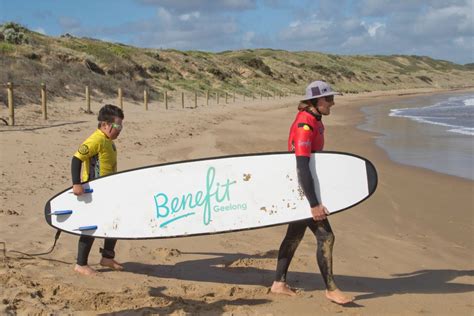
1 230 62 259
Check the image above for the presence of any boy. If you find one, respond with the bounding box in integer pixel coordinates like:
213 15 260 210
71 104 124 276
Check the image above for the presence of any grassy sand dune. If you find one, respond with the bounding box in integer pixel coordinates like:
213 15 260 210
1 22 473 107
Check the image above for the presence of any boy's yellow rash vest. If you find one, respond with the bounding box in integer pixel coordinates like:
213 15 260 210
74 129 117 182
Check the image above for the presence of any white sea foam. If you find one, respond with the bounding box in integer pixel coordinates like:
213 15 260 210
463 98 474 106
447 127 474 136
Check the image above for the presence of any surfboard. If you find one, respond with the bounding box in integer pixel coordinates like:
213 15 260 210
44 151 377 239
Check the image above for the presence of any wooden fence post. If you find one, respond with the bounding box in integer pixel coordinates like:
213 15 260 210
7 82 14 126
206 90 209 106
41 83 47 120
216 92 219 104
164 90 168 110
225 92 228 104
118 88 123 109
181 92 185 109
144 89 148 110
233 92 235 103
85 86 91 113
194 91 197 107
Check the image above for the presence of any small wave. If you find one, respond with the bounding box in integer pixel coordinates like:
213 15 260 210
463 98 474 107
447 127 474 136
389 111 473 136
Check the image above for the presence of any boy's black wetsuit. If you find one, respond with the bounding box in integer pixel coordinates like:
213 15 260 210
72 129 118 266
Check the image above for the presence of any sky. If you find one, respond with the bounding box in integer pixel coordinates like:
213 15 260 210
1 0 472 64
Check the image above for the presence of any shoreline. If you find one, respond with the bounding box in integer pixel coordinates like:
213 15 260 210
1 87 473 315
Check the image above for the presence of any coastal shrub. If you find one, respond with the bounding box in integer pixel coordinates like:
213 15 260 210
207 67 231 81
234 55 273 76
417 75 433 84
0 22 28 44
24 52 41 60
148 64 169 74
464 63 474 70
310 64 332 77
145 51 163 61
84 59 105 75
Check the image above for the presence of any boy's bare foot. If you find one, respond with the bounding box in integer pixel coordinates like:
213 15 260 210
74 264 97 276
100 257 124 271
271 281 297 296
325 289 354 305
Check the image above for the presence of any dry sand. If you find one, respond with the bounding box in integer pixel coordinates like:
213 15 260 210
0 89 473 315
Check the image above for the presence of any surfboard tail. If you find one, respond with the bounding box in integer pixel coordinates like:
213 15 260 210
365 160 378 194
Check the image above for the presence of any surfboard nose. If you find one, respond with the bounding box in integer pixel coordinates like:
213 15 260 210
365 160 378 194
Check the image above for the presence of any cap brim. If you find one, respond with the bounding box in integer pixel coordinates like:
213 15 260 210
300 91 342 102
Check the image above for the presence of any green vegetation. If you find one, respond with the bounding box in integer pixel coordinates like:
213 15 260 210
0 42 15 53
0 22 29 44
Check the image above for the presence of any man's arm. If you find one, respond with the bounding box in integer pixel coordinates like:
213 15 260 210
296 156 328 221
296 156 319 207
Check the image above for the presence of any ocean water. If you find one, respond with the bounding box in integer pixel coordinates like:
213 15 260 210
359 92 474 181
389 94 474 136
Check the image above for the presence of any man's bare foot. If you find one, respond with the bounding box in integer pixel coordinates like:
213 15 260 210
74 264 97 276
325 289 354 305
270 281 297 296
100 257 124 271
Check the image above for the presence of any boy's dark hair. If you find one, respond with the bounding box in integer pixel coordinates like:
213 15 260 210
97 104 124 127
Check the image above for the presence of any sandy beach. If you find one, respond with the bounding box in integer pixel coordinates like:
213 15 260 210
1 89 473 315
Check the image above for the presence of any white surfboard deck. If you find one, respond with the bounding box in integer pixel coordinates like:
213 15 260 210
45 152 377 239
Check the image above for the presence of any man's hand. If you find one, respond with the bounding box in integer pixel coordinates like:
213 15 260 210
311 204 329 221
72 184 84 196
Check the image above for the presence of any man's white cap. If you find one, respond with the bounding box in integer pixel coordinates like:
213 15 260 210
301 80 342 101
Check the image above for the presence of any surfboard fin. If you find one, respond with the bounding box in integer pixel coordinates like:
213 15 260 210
68 188 93 194
76 225 98 231
47 210 73 216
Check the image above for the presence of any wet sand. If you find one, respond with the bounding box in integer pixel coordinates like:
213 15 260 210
1 89 473 315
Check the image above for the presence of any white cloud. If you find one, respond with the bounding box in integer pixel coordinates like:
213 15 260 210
363 21 385 37
135 0 256 13
413 4 473 36
34 27 46 35
275 0 472 63
242 31 255 47
127 9 240 51
280 19 329 42
289 20 301 28
179 12 200 21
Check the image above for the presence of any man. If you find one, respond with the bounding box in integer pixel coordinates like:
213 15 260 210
71 104 125 276
271 81 354 305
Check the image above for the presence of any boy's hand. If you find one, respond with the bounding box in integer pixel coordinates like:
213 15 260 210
73 184 84 196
